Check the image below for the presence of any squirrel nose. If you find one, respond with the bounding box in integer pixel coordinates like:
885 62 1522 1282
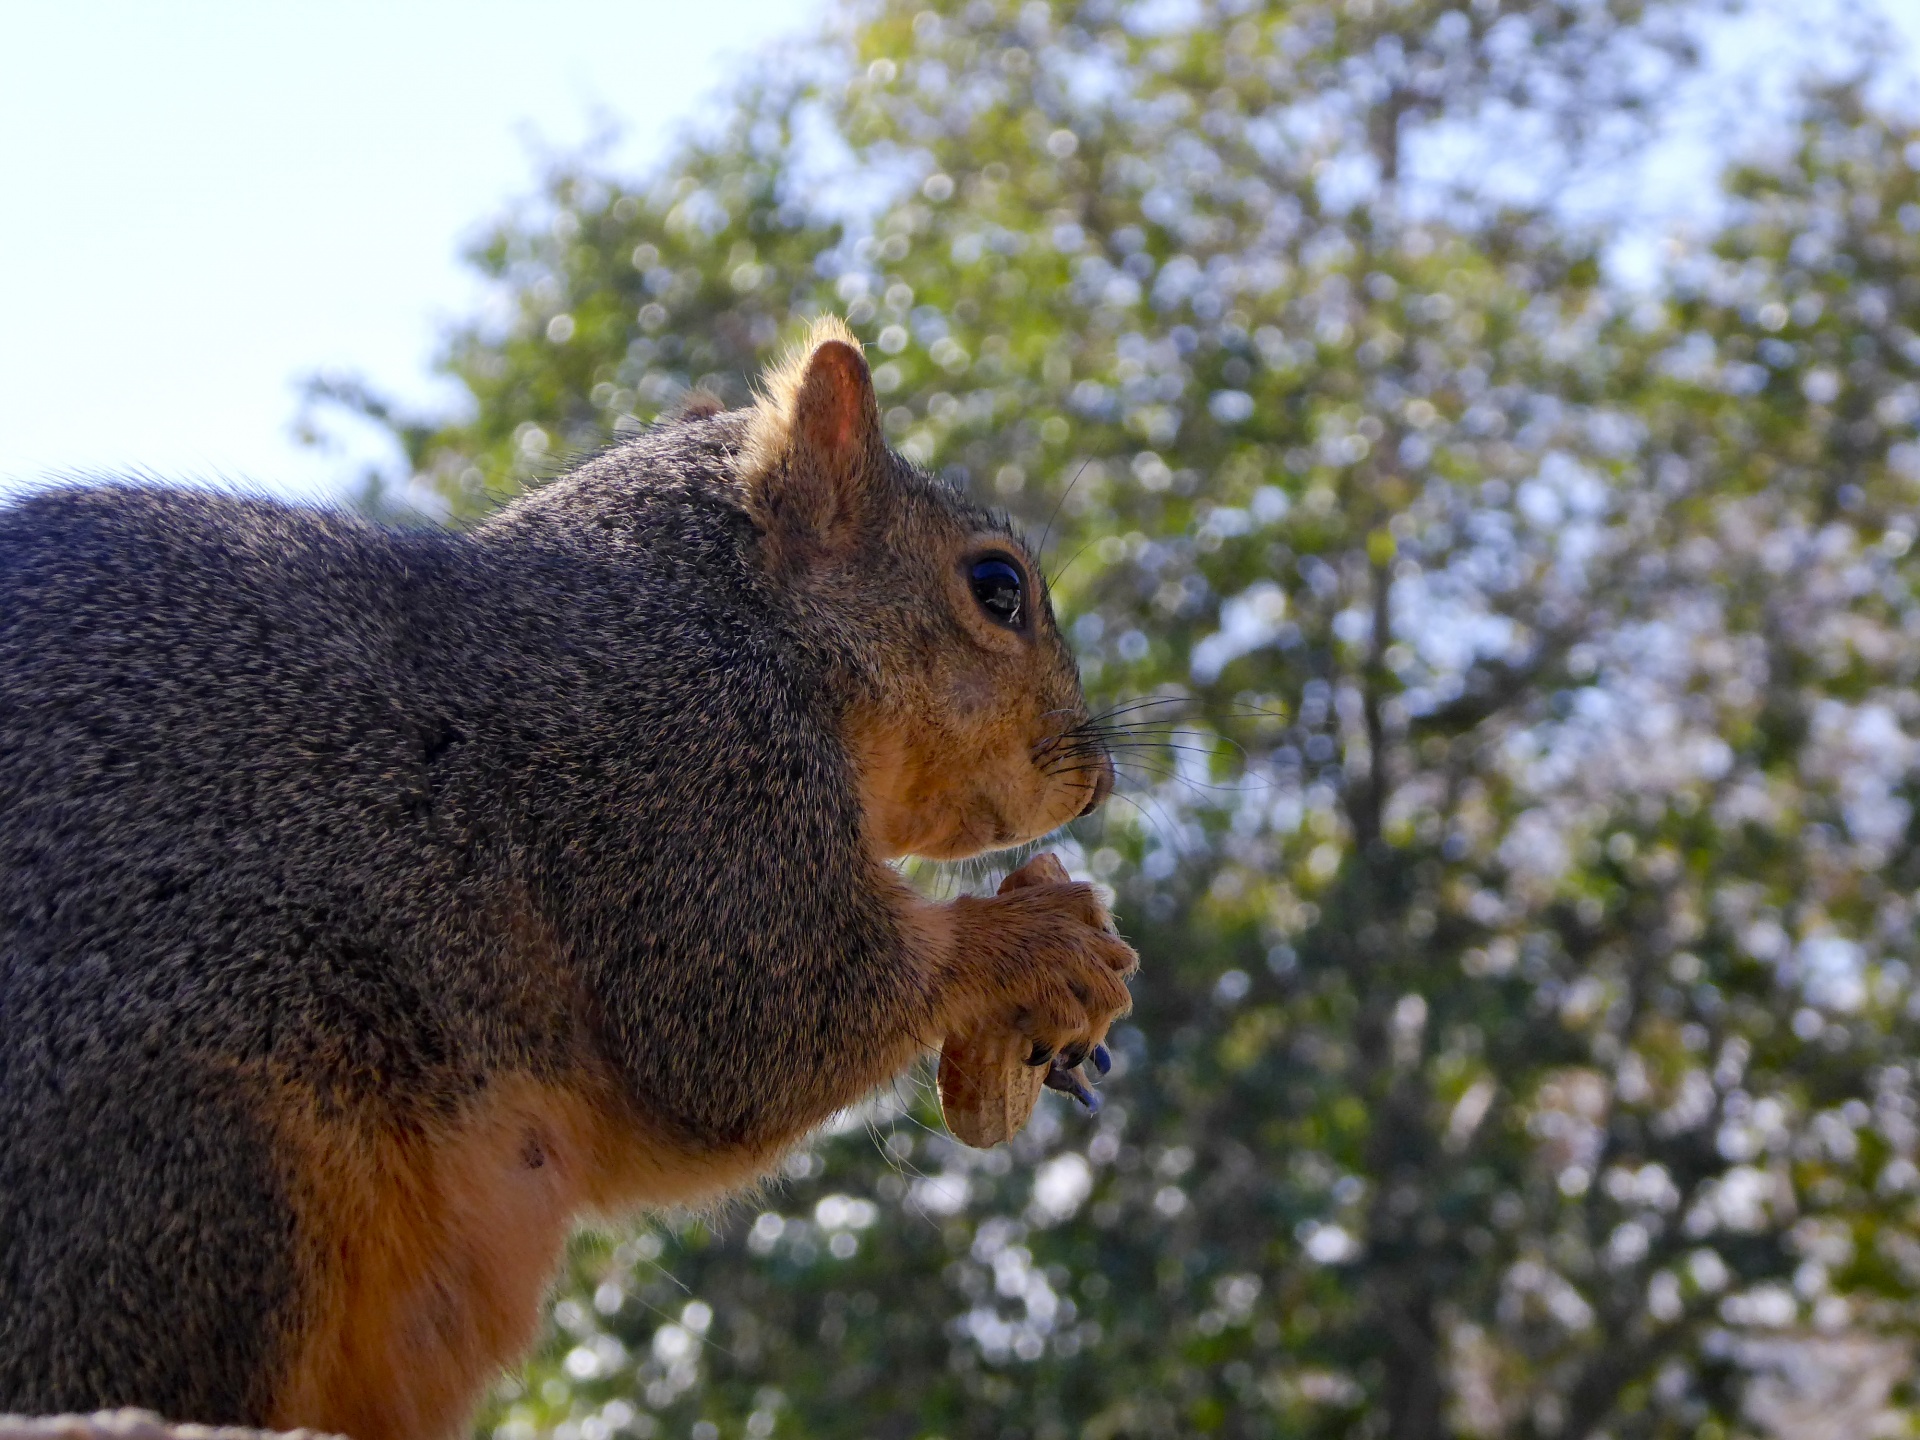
1079 751 1116 817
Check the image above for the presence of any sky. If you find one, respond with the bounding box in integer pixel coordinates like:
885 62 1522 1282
2 1 1918 505
0 1 823 501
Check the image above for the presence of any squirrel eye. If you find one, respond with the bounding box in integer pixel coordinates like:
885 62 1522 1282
968 556 1025 629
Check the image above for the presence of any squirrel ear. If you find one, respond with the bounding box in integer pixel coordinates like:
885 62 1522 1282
791 339 879 476
742 318 883 555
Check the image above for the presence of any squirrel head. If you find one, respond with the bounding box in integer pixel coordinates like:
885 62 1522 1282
740 317 1114 861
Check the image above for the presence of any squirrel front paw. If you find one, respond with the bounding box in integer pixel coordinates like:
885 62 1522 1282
935 853 1138 1146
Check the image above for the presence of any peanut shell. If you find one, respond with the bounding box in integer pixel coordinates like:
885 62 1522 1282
937 853 1074 1147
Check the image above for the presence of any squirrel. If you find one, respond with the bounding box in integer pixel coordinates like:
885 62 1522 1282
0 318 1137 1440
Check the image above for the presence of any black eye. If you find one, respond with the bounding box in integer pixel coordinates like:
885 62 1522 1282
969 556 1025 629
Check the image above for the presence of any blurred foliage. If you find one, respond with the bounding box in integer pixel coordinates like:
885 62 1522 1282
313 1 1920 1435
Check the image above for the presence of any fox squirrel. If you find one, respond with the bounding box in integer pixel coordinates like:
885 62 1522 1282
0 319 1136 1440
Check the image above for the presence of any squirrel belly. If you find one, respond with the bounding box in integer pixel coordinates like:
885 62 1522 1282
261 1073 799 1440
0 319 1132 1439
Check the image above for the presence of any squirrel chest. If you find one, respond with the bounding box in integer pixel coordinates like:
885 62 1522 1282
266 1074 781 1440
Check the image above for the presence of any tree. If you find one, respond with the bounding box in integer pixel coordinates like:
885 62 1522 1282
313 4 1920 1436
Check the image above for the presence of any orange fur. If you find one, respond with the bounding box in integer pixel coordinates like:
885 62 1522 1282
845 711 960 859
264 1073 788 1440
843 663 1099 861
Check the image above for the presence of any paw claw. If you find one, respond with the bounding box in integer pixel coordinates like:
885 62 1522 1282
1043 1060 1101 1114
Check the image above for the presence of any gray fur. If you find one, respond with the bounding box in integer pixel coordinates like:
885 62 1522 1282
0 411 977 1419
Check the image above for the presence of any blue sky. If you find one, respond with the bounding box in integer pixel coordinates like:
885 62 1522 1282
1 1 1917 504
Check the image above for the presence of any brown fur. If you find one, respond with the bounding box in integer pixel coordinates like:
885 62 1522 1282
256 870 1129 1440
0 318 1130 1440
262 325 1130 1440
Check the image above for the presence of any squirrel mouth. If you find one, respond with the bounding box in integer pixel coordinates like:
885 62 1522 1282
970 796 1017 851
987 807 1016 847
1079 754 1116 817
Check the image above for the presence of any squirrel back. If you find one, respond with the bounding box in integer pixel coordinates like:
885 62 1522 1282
0 320 1132 1439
